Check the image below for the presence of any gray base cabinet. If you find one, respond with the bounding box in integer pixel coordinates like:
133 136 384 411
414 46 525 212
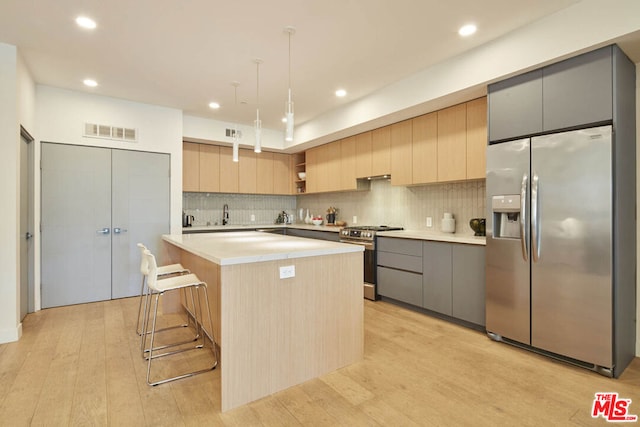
377 236 486 327
452 245 485 325
422 242 452 315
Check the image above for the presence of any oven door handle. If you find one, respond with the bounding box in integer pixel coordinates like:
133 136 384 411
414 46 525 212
340 240 374 250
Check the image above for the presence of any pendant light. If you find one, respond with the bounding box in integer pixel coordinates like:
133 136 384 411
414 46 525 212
231 81 240 162
284 26 295 142
254 59 262 153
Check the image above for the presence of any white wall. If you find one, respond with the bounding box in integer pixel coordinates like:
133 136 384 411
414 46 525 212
35 86 183 311
0 44 20 343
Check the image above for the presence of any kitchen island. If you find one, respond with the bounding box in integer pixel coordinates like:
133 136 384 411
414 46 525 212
161 231 364 411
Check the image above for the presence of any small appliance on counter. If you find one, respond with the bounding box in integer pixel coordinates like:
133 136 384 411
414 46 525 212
182 211 194 227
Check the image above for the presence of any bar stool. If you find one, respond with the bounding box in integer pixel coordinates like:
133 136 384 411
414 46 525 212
142 249 219 386
135 243 190 336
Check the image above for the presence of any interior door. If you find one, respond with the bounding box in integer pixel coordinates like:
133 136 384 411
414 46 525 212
111 150 170 299
41 143 112 308
19 129 34 318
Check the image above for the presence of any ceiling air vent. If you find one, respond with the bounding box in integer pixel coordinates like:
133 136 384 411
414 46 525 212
84 122 138 143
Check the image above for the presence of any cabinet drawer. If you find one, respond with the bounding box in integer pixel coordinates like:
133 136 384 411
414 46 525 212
377 251 422 273
377 266 422 306
377 237 422 256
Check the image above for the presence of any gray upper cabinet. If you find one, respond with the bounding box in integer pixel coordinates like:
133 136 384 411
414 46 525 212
543 46 613 131
452 245 485 326
489 44 620 143
488 69 543 142
422 242 452 316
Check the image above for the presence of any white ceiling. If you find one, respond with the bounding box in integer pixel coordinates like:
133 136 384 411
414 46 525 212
0 0 598 134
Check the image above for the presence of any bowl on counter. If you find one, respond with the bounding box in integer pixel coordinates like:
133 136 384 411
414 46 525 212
312 219 323 226
298 172 306 180
469 218 486 236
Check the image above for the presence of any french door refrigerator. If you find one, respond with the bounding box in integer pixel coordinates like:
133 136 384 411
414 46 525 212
486 125 632 377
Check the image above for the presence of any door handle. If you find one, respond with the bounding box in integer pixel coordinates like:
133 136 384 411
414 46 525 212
531 173 540 262
96 227 110 235
520 174 528 262
113 227 128 234
25 232 33 240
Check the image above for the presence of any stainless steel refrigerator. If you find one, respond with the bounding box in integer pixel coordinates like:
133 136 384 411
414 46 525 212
486 125 631 376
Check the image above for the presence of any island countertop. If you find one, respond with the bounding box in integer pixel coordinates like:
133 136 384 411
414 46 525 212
163 231 363 266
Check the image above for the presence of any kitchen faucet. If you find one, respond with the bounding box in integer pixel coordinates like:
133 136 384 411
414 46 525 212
223 204 229 225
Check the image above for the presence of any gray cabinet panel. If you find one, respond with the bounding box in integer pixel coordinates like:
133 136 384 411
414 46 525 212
423 242 452 315
291 228 337 241
286 228 340 242
377 266 422 306
488 69 543 142
377 251 422 273
543 46 612 131
452 245 486 326
378 237 422 256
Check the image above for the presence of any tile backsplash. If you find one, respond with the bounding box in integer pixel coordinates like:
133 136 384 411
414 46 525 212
183 193 296 226
183 179 486 235
296 179 486 235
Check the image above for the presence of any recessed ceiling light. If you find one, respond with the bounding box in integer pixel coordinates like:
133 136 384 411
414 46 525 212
76 16 97 29
208 102 220 109
458 24 477 37
335 89 347 97
83 79 98 87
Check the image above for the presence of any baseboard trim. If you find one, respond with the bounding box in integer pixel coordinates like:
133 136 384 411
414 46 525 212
0 323 22 344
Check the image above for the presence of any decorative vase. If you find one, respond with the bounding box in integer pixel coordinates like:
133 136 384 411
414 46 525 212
305 209 311 224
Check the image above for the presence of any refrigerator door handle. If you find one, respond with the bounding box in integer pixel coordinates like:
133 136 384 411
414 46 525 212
520 174 529 261
531 173 540 261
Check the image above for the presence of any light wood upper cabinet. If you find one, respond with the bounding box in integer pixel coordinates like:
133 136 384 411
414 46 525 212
390 120 413 186
437 103 467 182
327 141 341 192
341 136 357 190
305 146 319 194
412 112 438 184
219 146 239 193
239 149 257 194
371 126 391 176
355 131 372 178
465 97 487 180
273 153 292 195
199 144 220 193
256 152 274 194
183 142 200 192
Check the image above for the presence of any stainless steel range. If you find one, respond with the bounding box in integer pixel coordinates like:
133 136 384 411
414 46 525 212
340 225 403 300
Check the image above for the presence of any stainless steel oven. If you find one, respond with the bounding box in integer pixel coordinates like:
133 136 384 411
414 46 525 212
340 226 403 300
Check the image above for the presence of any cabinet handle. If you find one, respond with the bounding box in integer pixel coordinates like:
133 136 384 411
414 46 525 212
113 227 128 234
96 228 110 235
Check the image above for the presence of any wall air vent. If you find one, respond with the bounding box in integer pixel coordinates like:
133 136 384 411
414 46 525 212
83 122 138 142
225 128 242 139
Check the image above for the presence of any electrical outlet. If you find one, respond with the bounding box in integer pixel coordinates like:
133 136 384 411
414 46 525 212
279 265 295 279
426 217 433 227
352 216 357 224
250 214 255 222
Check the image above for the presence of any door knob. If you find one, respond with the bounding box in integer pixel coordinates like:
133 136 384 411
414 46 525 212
96 228 110 235
25 232 33 240
113 227 128 234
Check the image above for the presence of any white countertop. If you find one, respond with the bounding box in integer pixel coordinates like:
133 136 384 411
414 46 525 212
163 231 362 266
377 230 486 246
184 224 343 233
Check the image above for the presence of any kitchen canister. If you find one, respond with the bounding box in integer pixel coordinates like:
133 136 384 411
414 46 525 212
442 212 455 233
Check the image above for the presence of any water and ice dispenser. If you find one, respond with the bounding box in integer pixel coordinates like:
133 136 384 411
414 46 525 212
492 195 521 239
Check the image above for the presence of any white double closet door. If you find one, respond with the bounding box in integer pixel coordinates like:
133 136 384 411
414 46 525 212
41 143 170 308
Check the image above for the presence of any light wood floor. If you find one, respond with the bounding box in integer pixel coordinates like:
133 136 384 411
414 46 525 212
1 297 639 426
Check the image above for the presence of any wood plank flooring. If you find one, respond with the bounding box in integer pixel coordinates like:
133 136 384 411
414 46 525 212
1 297 639 426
